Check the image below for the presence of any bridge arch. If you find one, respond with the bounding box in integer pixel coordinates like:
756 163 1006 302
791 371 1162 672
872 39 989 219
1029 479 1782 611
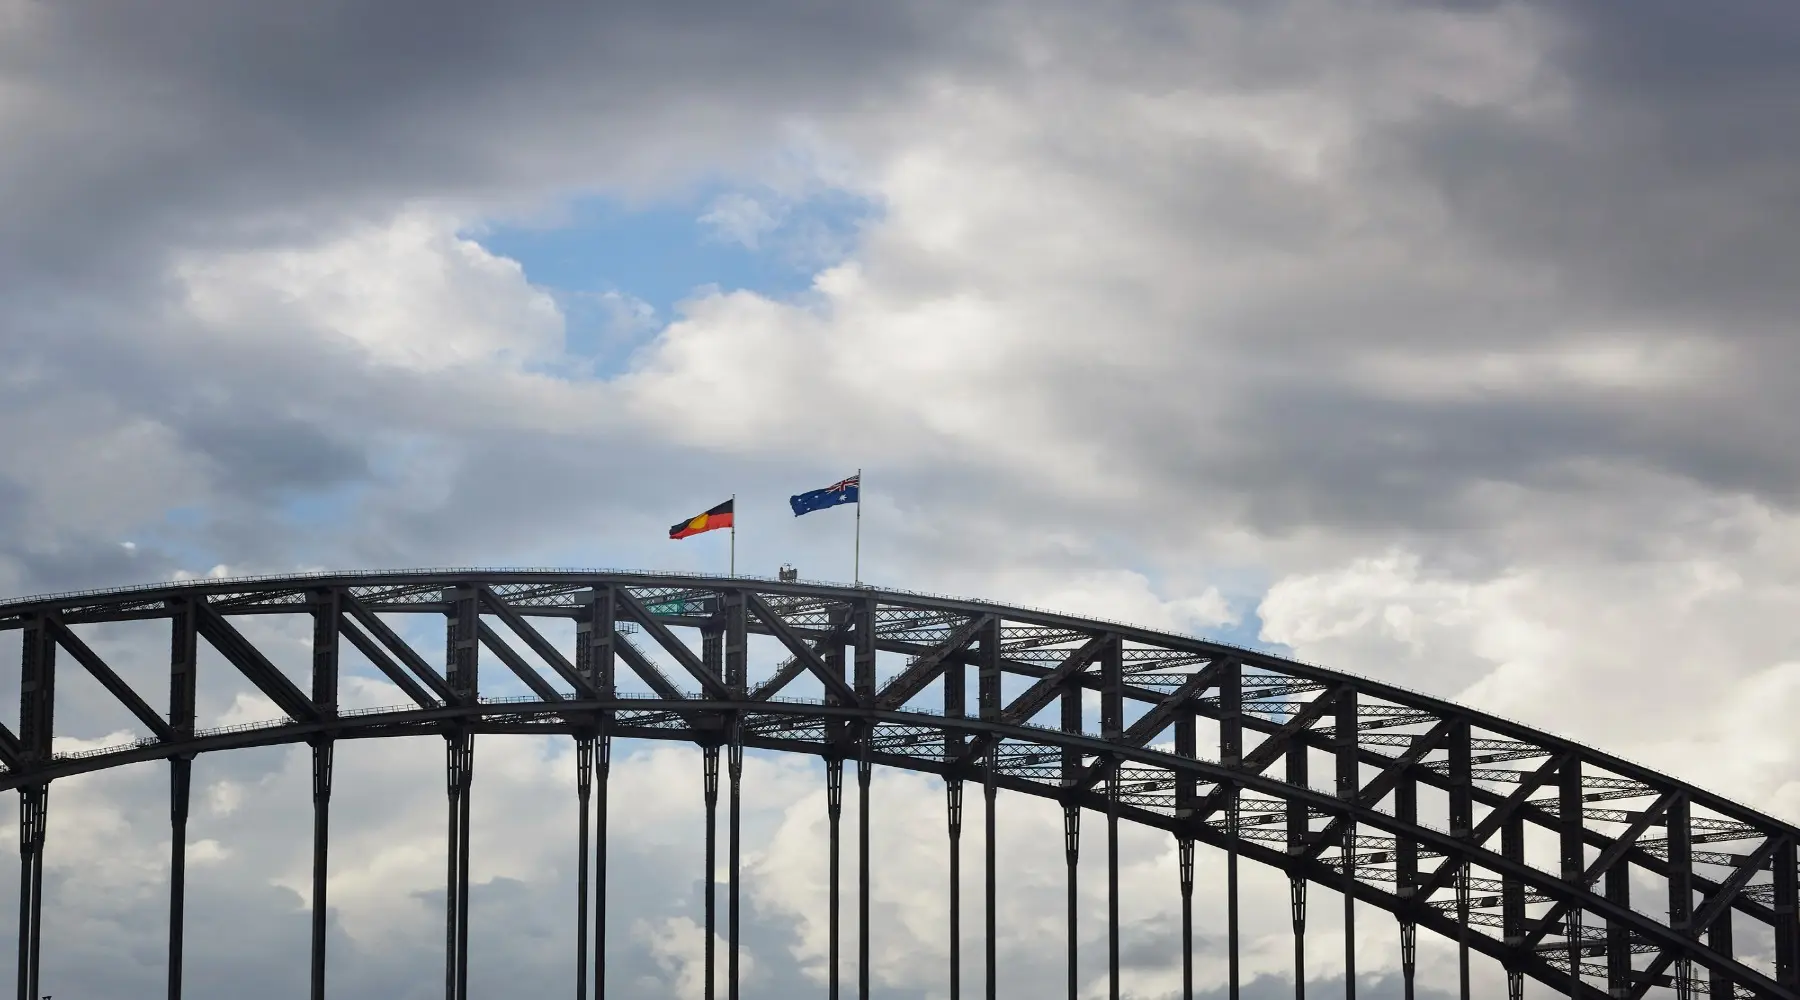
2 570 1795 999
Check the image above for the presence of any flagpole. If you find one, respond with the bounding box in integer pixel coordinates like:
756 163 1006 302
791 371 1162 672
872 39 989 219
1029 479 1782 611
853 469 862 588
730 494 737 578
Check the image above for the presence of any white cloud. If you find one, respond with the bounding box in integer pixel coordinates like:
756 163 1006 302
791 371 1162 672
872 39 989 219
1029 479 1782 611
176 208 565 372
1257 503 1800 821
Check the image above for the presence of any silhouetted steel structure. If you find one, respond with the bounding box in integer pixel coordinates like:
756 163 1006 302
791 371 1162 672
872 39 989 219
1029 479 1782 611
2 569 1796 999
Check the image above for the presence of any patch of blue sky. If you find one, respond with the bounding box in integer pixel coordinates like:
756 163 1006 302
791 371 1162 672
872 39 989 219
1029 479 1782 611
1069 545 1284 655
161 505 207 529
1206 607 1285 657
471 185 879 377
123 504 225 577
278 481 367 528
128 484 376 579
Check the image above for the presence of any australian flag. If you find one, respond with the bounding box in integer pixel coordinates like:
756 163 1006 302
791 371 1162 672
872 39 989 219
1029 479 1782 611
789 474 860 516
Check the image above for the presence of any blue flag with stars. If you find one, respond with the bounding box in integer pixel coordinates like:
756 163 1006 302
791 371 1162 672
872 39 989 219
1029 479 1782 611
790 474 860 516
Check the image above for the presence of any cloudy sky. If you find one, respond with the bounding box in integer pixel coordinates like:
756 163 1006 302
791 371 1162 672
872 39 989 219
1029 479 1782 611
2 0 1799 997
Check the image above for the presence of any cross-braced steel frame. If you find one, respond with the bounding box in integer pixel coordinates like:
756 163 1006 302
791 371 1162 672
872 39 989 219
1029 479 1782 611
1 569 1796 999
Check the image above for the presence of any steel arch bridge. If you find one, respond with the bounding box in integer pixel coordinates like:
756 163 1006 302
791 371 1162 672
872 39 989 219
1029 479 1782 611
1 570 1796 1000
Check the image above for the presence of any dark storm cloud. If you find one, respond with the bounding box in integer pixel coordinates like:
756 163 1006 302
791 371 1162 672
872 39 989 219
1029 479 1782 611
1175 380 1795 534
1028 0 1800 540
1369 1 1800 328
180 414 369 499
0 0 980 283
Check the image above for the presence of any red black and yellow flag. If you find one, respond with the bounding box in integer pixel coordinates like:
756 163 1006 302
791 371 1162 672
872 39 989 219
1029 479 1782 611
669 499 735 540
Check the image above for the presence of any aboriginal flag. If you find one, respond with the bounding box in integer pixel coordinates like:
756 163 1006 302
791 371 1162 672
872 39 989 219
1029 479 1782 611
670 499 735 540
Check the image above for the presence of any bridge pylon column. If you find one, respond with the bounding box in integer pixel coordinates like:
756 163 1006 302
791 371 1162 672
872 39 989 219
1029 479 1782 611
1336 689 1359 1000
576 587 617 1000
1558 757 1584 1000
169 755 193 1000
942 613 968 1000
1708 912 1733 1000
16 784 47 1000
443 732 473 1000
702 743 719 1000
728 720 743 1000
1606 857 1631 998
1565 905 1583 992
1399 920 1417 1000
308 590 338 1000
576 736 593 1000
1456 866 1472 1000
1098 634 1123 1000
1061 678 1083 1000
1342 824 1360 1000
167 599 197 1000
1174 712 1197 1000
594 726 611 1000
1227 792 1242 1000
826 756 843 1000
978 615 1001 1000
1288 723 1309 1000
1342 825 1358 1000
858 748 873 1000
1178 836 1194 1000
722 590 747 1000
310 738 334 1000
16 615 54 1000
1776 837 1798 990
443 587 478 1000
1063 802 1079 1000
1503 812 1527 1000
1290 876 1307 1000
1448 719 1472 1000
1395 777 1417 1000
983 757 997 1000
853 598 877 1000
823 600 848 1000
1218 658 1243 1000
1107 768 1121 1000
946 777 964 1000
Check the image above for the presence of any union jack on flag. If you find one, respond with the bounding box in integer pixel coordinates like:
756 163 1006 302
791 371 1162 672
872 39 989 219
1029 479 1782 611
789 474 861 516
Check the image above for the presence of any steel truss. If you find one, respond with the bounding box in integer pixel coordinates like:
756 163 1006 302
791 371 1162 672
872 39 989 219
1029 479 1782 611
0 570 1796 999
